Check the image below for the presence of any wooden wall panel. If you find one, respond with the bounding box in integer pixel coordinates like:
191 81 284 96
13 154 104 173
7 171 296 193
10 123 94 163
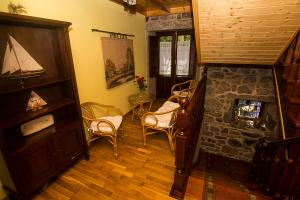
194 0 300 65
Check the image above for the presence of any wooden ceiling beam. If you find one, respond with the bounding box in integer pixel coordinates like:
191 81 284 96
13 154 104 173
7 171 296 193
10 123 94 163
146 5 191 17
147 0 170 13
109 0 191 17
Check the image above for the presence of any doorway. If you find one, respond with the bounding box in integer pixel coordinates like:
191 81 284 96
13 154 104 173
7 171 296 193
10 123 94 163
149 30 196 99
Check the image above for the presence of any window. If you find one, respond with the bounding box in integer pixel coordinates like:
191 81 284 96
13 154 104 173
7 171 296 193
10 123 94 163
176 35 191 76
157 32 194 78
234 99 264 119
159 36 172 76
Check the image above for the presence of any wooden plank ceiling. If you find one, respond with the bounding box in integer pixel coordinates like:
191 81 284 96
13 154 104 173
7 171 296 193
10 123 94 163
109 0 191 16
193 0 300 65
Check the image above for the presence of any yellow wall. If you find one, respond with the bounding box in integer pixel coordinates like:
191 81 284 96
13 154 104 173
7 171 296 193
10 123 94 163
0 1 147 198
0 0 147 114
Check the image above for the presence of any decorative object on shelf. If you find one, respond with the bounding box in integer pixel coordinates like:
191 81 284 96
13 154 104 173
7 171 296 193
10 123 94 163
134 75 147 91
26 90 47 111
1 34 45 87
20 114 54 136
7 2 27 14
101 37 135 89
123 0 136 14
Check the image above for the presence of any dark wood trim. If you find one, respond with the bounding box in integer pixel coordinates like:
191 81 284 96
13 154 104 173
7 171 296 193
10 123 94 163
0 11 71 28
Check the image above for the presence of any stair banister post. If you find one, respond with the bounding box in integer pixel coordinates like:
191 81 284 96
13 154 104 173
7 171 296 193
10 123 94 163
170 97 190 198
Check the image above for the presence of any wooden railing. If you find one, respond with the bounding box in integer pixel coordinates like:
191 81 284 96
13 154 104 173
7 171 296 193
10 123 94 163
250 137 300 199
169 68 207 199
250 31 300 199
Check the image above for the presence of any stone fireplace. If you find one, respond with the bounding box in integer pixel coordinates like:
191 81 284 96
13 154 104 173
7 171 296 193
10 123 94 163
200 65 280 162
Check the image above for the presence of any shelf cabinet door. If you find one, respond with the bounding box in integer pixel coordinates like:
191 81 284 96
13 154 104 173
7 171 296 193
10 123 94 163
55 125 82 166
11 138 56 194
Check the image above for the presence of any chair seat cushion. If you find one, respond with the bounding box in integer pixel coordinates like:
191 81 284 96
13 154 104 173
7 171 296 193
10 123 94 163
90 115 122 134
145 101 179 128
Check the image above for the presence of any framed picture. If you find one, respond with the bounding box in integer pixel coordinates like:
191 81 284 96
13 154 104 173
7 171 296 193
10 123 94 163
101 37 135 89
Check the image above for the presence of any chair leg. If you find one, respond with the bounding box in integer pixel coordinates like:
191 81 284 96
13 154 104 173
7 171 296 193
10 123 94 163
132 108 135 121
87 130 92 146
113 136 118 159
142 126 147 146
167 129 175 153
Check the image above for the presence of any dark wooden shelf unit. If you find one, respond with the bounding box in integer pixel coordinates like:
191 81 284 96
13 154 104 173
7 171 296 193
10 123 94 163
0 78 71 96
0 12 88 199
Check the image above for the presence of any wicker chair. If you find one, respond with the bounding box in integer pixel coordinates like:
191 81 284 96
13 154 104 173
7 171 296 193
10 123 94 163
141 95 180 153
80 102 123 159
171 79 195 97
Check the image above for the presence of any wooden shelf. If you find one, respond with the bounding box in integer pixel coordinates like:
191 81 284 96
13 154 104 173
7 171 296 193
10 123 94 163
9 119 78 156
0 98 75 129
0 78 71 96
0 13 87 198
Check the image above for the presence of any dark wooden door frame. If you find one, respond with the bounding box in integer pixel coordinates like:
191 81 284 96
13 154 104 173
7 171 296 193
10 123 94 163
149 30 196 99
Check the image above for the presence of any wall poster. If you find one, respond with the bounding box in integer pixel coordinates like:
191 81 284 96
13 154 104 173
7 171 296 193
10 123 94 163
101 37 135 89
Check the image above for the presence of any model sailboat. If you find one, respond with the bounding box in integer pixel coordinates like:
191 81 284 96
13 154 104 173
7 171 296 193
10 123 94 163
1 34 45 79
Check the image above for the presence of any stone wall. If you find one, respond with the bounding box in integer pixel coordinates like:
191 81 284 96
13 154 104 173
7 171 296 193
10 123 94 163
146 13 193 31
200 65 279 162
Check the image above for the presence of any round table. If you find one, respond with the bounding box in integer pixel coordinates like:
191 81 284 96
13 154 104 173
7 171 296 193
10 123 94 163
128 92 153 120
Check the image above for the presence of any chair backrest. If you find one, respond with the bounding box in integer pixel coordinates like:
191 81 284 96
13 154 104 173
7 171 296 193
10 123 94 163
81 102 122 121
171 80 195 97
80 102 97 127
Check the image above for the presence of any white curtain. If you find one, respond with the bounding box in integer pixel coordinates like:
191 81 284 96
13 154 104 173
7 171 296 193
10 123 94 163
159 42 172 76
176 40 190 76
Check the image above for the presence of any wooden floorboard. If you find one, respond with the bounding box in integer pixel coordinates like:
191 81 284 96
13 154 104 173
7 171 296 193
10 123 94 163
33 101 177 200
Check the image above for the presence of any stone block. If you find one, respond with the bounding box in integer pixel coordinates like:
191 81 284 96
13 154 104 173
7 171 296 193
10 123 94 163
202 130 214 137
243 76 257 84
209 72 224 79
216 117 223 122
207 138 216 143
223 112 232 123
260 76 273 83
217 140 226 144
204 115 215 123
216 82 231 94
241 132 262 138
256 88 269 95
205 99 223 112
239 68 251 74
227 138 244 147
222 145 236 155
215 135 226 140
221 128 228 133
237 85 252 94
210 126 220 133
229 130 241 135
201 141 216 147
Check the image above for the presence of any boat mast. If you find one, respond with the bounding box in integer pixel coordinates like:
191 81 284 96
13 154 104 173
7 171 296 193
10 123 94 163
8 35 24 88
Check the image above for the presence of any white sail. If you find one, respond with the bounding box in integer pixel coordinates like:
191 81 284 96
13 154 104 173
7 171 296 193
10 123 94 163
2 42 19 74
8 35 43 72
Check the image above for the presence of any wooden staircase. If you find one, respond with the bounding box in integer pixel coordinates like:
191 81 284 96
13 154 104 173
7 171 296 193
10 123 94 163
249 32 300 199
169 32 300 199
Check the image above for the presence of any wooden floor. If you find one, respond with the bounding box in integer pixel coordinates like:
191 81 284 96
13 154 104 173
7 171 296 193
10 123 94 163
185 152 272 200
33 101 178 200
32 100 269 200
